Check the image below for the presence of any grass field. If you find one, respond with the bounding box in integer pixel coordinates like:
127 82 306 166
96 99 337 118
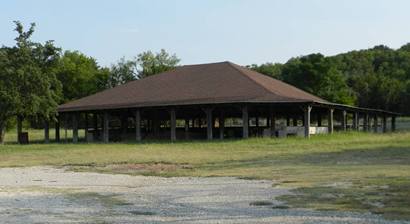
1 127 410 220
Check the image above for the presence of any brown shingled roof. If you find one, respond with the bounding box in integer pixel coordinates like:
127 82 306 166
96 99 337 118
58 61 328 112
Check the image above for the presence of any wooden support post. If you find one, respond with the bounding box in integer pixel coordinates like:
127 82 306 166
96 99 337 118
373 115 378 133
317 113 322 127
103 112 109 143
353 112 358 131
93 113 98 140
304 105 312 138
341 110 347 131
44 120 49 143
135 110 141 141
17 115 23 144
205 108 213 140
270 113 276 137
242 106 249 138
364 113 369 132
55 115 60 142
170 109 176 141
255 116 259 137
219 111 224 140
382 115 387 133
184 118 189 140
328 108 334 134
84 113 88 142
391 116 396 132
73 113 78 143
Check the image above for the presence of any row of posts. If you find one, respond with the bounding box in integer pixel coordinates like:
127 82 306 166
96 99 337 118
304 106 396 138
35 105 396 143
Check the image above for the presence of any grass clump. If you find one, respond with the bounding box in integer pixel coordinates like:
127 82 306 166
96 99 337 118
249 201 273 206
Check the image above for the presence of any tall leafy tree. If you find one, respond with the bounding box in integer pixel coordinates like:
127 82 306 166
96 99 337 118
247 63 283 79
251 44 410 114
107 57 137 88
55 51 109 102
281 54 356 105
0 21 62 143
136 49 180 78
0 47 19 143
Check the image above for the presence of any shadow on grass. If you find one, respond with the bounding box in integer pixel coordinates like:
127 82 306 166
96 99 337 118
278 176 410 220
194 145 410 172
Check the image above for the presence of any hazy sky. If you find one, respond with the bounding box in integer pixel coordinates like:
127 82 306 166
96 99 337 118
1 0 410 66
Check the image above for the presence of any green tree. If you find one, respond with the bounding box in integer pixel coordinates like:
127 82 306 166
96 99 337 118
137 49 180 78
0 47 19 143
107 57 137 88
281 54 356 105
247 63 283 79
333 45 410 113
55 51 109 102
251 44 410 114
0 21 62 143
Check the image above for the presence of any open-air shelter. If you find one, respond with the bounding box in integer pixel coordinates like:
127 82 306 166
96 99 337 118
49 61 398 143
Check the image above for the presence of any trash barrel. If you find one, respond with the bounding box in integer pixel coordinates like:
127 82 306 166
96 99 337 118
18 132 29 144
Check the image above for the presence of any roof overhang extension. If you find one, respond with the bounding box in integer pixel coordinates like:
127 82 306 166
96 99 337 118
311 102 400 116
57 101 399 116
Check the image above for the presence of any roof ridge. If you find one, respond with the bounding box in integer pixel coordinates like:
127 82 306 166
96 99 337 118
138 61 230 81
225 62 275 97
226 62 326 103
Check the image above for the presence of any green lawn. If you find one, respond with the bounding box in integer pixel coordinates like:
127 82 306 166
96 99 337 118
1 130 410 220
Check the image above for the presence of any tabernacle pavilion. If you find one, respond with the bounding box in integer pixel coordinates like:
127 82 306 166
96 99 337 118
54 61 398 143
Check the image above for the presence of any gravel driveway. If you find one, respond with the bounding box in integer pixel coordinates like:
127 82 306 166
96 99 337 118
0 167 408 224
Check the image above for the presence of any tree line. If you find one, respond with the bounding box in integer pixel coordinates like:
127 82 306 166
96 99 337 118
1 21 409 143
0 22 179 143
249 45 410 115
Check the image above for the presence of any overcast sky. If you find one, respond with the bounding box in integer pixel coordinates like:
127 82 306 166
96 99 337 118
1 0 410 66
